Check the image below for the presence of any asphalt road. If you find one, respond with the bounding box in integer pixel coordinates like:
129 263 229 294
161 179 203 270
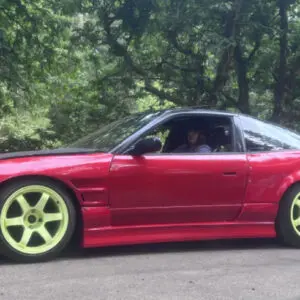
1 239 300 300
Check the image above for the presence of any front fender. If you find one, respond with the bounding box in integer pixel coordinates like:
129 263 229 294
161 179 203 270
0 153 113 206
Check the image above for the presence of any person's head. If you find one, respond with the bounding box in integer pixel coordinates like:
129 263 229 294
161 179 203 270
187 128 206 146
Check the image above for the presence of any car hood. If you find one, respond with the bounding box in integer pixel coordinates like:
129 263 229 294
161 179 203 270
0 148 100 161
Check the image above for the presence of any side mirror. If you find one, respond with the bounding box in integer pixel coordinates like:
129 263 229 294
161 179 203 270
131 137 162 156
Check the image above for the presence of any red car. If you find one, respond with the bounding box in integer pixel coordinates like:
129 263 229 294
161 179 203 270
1 108 300 262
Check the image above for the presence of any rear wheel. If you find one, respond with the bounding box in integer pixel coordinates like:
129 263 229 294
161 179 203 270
276 184 300 247
0 179 76 262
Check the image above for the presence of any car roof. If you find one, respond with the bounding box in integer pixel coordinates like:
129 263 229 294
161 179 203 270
157 107 238 117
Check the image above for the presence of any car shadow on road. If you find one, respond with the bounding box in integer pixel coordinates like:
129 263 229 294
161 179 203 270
61 237 285 260
0 238 287 264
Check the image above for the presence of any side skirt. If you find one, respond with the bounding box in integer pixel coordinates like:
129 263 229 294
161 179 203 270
82 215 275 248
81 205 277 248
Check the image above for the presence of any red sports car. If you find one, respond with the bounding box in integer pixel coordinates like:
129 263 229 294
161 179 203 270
1 108 300 262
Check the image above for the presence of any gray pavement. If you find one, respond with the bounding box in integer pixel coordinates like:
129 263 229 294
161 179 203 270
0 239 300 300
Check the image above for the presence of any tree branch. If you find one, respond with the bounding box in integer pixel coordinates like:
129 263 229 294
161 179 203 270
221 91 238 106
102 12 182 105
247 39 261 63
161 59 198 73
144 81 182 104
165 29 196 57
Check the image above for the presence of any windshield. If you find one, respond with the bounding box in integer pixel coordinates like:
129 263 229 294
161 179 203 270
67 111 162 152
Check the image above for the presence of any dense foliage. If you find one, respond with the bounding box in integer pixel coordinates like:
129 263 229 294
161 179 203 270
1 0 300 151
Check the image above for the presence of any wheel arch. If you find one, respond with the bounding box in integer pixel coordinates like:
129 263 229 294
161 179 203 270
279 181 300 200
275 178 300 247
0 174 79 201
276 179 300 228
277 171 300 205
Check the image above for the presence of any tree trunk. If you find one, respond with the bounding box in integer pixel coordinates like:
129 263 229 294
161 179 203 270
234 44 250 114
272 0 288 122
208 0 244 107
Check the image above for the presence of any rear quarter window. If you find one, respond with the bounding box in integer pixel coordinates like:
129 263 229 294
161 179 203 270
239 116 300 152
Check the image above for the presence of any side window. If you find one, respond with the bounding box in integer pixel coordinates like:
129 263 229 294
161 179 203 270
142 126 171 151
128 115 237 155
240 116 300 152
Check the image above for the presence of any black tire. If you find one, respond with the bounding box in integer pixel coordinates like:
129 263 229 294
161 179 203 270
0 178 76 263
276 184 300 248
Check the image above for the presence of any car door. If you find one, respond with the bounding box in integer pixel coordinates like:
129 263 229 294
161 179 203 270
108 115 249 227
108 153 248 226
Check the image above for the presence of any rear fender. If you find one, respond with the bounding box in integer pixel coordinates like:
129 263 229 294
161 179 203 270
277 170 300 203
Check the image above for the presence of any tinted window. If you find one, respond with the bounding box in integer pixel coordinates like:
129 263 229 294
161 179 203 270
240 116 300 151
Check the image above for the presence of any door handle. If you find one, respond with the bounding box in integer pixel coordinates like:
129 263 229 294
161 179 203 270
223 172 237 176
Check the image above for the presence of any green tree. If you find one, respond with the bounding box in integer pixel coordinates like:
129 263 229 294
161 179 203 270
79 0 300 123
2 0 300 152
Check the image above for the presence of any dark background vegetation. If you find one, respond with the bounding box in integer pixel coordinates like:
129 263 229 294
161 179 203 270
1 0 300 151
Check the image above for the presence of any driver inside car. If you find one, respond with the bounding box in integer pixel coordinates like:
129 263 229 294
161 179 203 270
173 128 212 153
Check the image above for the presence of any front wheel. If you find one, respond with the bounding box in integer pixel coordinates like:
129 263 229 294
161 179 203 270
0 179 76 262
276 184 300 247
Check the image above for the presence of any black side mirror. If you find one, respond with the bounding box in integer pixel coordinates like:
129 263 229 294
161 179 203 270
131 137 162 156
